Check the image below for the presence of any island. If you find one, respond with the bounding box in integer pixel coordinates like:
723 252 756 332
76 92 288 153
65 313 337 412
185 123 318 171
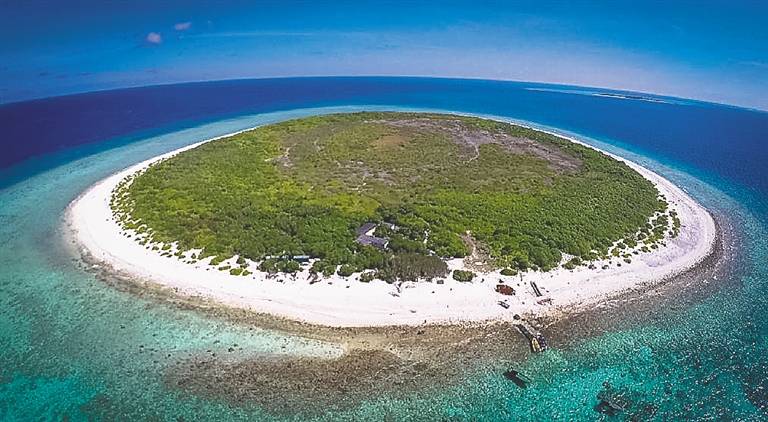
67 112 716 326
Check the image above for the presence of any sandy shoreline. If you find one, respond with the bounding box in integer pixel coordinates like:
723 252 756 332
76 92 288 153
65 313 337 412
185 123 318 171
65 115 717 328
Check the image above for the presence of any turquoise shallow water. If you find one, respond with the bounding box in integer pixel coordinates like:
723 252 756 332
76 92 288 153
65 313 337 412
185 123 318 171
0 110 354 421
1 92 767 419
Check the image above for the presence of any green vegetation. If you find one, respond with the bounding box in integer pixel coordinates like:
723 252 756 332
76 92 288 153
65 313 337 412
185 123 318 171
562 256 583 270
500 268 518 277
359 271 376 283
112 112 669 281
377 253 448 282
452 270 476 282
259 259 301 274
337 264 357 277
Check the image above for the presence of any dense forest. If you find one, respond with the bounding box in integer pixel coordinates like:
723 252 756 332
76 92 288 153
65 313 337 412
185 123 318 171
112 112 669 281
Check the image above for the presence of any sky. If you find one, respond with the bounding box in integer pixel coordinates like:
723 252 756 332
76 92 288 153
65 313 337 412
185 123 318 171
1 0 767 110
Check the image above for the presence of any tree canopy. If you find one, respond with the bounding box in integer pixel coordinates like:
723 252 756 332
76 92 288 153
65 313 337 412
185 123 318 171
112 112 666 279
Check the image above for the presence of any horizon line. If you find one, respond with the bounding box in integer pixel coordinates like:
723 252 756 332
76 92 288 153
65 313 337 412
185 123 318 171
1 74 765 114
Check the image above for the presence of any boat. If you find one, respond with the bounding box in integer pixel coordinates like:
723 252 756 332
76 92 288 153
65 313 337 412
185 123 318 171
514 321 549 353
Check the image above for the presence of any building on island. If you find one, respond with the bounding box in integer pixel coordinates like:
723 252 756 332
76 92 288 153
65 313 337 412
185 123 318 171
356 222 378 237
355 222 389 250
356 234 389 249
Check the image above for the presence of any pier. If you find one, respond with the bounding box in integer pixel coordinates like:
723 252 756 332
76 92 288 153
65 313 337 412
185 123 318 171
513 318 549 353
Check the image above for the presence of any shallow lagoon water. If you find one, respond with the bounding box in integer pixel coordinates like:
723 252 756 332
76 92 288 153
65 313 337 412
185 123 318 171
1 79 767 420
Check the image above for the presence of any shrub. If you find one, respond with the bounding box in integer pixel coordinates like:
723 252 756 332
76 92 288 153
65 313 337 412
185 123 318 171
377 253 448 282
500 268 518 277
452 270 475 282
583 251 599 261
276 260 301 273
337 264 357 277
310 260 337 276
511 256 530 271
388 235 427 254
259 258 278 273
359 271 376 283
562 256 582 270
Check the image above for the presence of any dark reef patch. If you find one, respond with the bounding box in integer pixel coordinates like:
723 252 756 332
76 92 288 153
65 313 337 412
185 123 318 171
164 349 453 415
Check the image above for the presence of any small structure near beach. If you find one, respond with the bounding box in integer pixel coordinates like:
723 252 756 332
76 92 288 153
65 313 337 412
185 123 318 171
355 222 389 250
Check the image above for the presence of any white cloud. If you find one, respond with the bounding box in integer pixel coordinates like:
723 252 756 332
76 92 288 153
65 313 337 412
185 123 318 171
146 32 162 44
174 22 192 31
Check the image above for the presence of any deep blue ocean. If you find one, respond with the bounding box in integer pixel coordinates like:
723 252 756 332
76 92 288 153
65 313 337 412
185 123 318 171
0 77 767 420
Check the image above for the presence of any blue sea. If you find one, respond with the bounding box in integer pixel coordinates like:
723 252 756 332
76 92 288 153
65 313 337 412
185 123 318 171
0 77 767 420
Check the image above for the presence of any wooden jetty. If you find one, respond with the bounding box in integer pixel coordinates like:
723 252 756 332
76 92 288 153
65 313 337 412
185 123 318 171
513 319 549 353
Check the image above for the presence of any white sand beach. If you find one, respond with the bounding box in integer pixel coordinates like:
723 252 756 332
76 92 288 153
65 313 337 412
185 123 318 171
65 121 717 327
